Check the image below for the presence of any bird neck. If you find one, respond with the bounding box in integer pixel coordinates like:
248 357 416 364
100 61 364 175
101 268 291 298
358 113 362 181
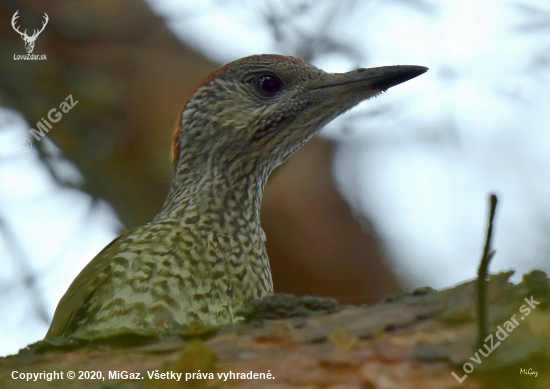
155 156 268 233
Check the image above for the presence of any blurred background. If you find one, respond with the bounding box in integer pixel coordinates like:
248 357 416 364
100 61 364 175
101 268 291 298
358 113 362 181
1 0 549 356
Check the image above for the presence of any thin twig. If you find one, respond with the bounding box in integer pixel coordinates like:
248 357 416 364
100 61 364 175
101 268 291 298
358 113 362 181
477 194 498 349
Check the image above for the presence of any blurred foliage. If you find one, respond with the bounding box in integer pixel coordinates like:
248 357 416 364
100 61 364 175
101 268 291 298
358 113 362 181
0 0 402 347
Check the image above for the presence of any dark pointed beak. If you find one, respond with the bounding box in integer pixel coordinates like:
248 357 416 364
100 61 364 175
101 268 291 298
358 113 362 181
311 65 428 92
294 64 428 136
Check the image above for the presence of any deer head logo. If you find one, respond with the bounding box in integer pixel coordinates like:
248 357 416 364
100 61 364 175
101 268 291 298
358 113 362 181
11 11 49 54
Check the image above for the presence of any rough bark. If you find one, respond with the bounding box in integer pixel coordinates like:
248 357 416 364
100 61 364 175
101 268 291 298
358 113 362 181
1 271 548 388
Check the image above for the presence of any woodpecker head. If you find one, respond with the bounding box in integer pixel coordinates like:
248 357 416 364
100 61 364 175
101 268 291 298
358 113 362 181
171 54 427 181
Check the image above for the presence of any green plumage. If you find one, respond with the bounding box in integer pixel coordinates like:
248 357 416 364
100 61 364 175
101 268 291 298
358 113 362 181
46 55 427 340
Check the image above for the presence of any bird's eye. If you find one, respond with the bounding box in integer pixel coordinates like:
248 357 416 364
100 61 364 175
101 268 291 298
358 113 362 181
255 74 283 97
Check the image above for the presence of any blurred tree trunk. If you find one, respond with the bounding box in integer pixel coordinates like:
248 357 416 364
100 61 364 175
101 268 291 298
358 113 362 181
0 0 215 227
0 0 400 305
264 138 401 303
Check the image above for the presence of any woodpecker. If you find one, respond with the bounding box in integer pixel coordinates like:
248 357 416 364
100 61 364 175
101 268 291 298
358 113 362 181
45 55 427 340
